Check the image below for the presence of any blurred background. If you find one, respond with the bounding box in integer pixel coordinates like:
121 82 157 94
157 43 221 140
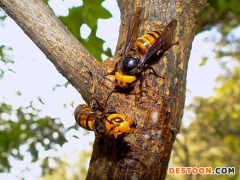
0 0 239 179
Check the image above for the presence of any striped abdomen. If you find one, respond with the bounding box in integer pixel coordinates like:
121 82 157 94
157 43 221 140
74 104 97 131
134 31 160 55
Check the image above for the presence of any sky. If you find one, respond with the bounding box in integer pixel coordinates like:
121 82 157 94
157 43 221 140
0 0 227 179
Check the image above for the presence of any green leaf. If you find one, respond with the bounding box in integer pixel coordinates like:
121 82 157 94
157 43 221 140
0 102 67 172
59 0 112 61
38 97 45 105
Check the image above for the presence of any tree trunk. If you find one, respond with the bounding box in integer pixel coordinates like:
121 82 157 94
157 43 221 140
0 0 207 179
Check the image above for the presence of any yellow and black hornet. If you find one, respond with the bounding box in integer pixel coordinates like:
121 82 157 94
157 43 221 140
112 8 178 89
74 101 136 139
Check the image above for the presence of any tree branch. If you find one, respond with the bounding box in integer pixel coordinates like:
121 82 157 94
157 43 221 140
0 0 101 102
88 0 207 179
0 0 207 179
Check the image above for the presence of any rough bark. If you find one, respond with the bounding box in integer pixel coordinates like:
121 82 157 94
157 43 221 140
0 0 207 179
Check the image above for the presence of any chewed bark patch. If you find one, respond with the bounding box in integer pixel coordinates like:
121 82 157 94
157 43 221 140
151 111 159 125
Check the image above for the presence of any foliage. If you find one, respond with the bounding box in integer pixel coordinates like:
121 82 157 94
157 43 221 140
170 66 240 179
198 0 240 68
41 150 91 180
169 2 240 178
0 45 14 79
0 102 67 172
58 0 112 61
200 0 240 33
0 11 13 79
